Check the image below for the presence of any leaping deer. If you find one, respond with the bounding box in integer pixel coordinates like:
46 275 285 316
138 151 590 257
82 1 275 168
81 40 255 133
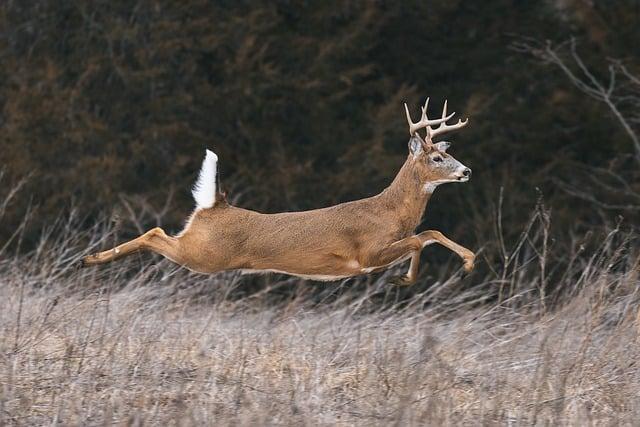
82 97 475 285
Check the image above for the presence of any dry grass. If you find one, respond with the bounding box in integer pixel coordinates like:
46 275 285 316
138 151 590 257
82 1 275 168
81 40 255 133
1 211 639 426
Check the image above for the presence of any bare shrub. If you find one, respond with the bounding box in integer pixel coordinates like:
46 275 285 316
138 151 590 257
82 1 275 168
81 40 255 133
512 37 640 220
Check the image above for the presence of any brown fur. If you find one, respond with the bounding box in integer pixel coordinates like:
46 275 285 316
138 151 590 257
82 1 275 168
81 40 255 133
82 147 475 284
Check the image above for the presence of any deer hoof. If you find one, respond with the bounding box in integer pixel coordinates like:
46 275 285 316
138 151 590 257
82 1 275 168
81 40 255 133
389 275 415 286
79 254 97 268
463 257 475 273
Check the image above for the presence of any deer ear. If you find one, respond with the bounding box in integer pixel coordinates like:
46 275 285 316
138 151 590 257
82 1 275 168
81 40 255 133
434 141 451 152
408 136 424 156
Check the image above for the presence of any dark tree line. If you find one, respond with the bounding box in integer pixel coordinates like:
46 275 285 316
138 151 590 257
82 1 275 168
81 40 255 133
1 1 638 259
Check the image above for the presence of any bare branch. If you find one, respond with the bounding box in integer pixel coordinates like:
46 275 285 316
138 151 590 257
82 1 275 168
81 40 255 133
618 63 640 87
514 37 640 164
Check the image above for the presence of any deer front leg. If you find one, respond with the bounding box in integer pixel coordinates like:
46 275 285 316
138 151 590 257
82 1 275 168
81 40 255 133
373 230 474 286
81 227 182 266
389 250 422 286
364 236 422 286
419 230 475 272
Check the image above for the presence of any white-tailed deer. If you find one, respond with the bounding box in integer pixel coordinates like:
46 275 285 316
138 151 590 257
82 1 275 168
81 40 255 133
82 97 475 285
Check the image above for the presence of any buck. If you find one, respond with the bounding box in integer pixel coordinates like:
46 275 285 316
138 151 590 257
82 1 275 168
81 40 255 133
82 97 475 285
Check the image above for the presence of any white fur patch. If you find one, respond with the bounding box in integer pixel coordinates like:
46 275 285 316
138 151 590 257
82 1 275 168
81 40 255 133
422 182 441 194
422 239 436 247
240 269 350 282
241 260 362 281
423 177 465 194
192 149 218 209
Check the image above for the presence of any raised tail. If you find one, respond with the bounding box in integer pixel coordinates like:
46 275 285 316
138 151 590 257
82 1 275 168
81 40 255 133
192 149 219 209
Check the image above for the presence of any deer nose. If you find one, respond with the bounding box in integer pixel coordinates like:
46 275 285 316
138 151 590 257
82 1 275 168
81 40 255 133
463 168 472 177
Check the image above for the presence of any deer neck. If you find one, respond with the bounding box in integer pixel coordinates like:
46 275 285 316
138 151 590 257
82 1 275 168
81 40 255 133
380 157 433 229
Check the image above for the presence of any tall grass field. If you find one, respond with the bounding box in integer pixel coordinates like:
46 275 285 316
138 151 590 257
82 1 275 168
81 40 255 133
1 197 638 425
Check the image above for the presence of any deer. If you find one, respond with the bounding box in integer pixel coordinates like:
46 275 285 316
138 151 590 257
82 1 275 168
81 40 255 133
81 97 475 285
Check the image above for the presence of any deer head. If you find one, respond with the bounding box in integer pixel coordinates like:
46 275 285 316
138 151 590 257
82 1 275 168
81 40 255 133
404 98 471 192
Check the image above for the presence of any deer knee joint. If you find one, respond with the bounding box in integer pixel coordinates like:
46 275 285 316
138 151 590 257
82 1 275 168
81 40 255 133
408 236 422 251
148 227 166 237
144 227 169 244
417 230 440 247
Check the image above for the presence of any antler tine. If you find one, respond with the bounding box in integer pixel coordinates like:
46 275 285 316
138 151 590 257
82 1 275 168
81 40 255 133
404 103 416 133
404 97 454 136
427 99 446 139
427 99 469 140
420 97 430 121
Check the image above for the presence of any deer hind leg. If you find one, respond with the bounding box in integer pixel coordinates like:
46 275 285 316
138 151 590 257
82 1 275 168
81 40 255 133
81 227 182 266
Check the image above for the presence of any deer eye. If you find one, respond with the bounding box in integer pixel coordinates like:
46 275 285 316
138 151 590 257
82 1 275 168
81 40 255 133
432 156 443 163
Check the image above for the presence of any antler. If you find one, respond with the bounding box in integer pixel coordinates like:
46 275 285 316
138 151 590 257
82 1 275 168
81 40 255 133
426 100 469 140
404 98 469 140
404 98 454 136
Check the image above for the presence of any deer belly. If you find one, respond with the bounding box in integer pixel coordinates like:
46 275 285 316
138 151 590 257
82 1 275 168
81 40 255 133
240 258 362 281
239 269 352 281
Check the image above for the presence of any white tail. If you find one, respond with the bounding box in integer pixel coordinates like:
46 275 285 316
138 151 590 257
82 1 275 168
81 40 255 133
192 149 218 209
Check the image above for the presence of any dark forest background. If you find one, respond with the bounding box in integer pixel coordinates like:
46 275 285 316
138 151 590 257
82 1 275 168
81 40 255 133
1 1 639 267
3 4 640 423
